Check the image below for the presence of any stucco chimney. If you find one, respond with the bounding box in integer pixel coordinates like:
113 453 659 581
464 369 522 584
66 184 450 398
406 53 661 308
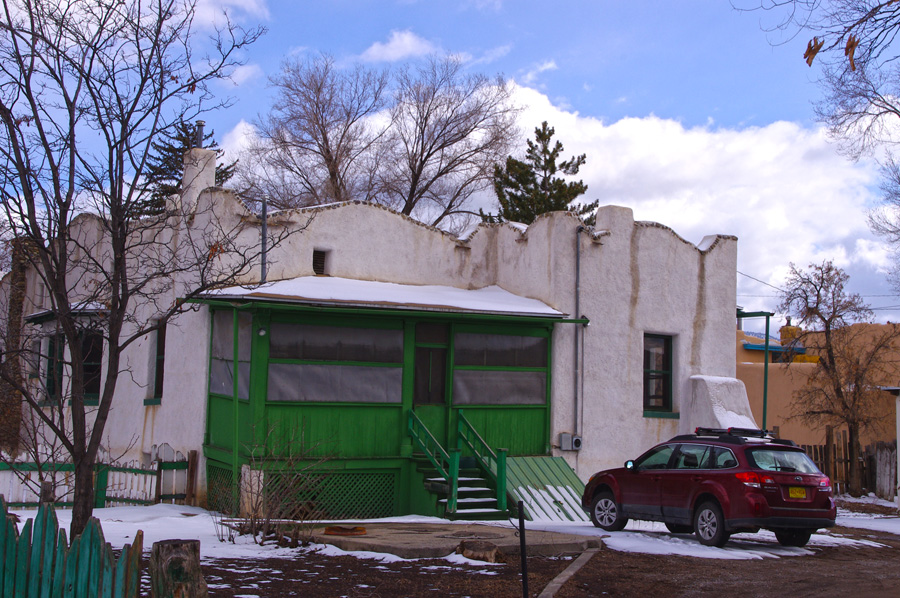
180 137 216 214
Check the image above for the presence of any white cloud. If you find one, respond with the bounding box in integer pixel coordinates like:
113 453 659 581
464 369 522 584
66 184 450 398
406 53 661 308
360 30 437 62
470 44 512 65
520 60 558 86
221 120 258 160
226 63 263 87
502 85 890 320
195 0 270 28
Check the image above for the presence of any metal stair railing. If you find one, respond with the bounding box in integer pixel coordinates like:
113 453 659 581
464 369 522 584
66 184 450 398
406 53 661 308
407 410 459 513
456 410 507 511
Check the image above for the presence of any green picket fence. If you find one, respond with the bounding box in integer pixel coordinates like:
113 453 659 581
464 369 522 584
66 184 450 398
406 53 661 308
0 496 143 598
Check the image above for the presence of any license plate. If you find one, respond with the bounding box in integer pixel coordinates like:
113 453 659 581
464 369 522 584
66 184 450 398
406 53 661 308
788 486 806 499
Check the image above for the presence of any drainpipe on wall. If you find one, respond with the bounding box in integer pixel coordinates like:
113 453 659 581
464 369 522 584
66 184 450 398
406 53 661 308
574 225 584 437
260 196 268 284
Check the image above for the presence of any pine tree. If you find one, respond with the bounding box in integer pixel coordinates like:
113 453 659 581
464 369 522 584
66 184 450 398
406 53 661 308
482 121 597 225
137 121 236 215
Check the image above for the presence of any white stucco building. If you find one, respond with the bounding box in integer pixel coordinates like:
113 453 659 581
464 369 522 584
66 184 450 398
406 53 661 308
2 147 756 518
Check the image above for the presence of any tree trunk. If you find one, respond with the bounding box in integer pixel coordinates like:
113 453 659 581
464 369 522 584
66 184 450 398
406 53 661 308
71 458 96 536
847 423 862 497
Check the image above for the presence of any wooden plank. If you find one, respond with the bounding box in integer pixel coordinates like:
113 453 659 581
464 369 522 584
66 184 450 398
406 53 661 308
125 531 143 598
14 518 32 598
63 534 79 598
37 506 58 598
27 504 47 598
101 544 114 598
50 529 66 598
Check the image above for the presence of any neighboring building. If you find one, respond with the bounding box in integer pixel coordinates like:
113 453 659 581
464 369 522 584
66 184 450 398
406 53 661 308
2 147 756 519
737 323 897 448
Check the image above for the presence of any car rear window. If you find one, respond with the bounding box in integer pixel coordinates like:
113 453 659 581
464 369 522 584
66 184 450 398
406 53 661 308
745 448 820 474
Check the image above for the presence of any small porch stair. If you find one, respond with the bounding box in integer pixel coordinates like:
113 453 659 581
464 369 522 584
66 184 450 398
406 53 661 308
414 456 509 520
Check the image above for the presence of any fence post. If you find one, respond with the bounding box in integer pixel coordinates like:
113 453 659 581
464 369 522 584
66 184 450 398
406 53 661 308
186 451 198 507
825 426 835 482
94 464 109 509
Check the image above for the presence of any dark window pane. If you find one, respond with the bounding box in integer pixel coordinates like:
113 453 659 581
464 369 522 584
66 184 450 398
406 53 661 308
416 323 449 345
267 363 402 403
82 333 102 397
452 370 546 405
153 323 166 399
454 333 547 368
414 347 446 405
269 323 402 363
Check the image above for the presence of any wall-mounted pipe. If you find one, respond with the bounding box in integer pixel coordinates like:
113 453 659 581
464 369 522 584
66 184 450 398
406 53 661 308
574 225 584 436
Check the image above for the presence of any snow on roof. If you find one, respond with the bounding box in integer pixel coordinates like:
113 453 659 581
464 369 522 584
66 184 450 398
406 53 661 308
205 276 564 318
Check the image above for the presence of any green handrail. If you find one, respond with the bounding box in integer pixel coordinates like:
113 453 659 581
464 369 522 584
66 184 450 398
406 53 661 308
456 410 507 511
407 410 459 513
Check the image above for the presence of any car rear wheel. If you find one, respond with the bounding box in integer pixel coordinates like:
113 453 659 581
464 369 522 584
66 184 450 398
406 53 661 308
665 523 693 534
590 491 628 531
774 529 813 547
694 501 730 547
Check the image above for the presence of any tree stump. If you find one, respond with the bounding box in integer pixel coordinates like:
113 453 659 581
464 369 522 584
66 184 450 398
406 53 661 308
150 539 209 598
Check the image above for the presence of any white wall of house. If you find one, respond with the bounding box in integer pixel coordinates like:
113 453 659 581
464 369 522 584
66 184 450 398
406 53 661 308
5 147 747 490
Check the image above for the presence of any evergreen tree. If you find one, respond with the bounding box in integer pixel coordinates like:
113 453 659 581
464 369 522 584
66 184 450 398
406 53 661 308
138 121 236 215
482 121 597 225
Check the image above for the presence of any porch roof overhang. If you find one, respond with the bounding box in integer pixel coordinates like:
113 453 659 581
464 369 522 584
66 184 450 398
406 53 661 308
197 276 569 321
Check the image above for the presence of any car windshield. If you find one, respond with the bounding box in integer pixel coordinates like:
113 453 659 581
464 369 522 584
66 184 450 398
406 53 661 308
746 448 820 474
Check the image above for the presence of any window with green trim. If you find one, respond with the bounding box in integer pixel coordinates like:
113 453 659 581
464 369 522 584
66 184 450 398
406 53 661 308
644 334 672 412
152 323 166 400
209 310 251 399
267 321 403 403
414 323 448 406
452 331 548 406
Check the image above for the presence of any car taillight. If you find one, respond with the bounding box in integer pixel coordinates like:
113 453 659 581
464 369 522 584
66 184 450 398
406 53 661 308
735 472 761 488
818 477 832 492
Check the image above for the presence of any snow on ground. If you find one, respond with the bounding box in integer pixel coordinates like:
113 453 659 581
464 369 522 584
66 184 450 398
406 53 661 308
11 498 899 564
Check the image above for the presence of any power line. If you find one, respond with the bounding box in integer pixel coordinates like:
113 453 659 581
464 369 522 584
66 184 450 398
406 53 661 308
737 271 783 292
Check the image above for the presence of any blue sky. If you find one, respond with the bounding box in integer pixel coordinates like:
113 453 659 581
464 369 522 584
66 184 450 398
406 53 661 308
198 0 898 331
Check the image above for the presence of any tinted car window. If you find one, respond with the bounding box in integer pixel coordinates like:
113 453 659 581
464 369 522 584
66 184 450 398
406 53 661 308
674 444 710 469
711 446 738 469
635 444 676 470
746 448 819 473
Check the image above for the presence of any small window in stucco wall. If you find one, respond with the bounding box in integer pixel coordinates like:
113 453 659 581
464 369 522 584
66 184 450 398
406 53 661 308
643 333 673 412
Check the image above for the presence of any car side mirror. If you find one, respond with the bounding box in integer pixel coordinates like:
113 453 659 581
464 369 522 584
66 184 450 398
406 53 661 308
625 460 635 470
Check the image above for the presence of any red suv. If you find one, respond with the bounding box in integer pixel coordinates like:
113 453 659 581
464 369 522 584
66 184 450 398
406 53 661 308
581 428 836 547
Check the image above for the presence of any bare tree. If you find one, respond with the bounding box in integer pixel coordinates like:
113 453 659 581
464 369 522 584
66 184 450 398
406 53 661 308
0 0 274 535
778 260 900 494
745 2 900 281
238 54 390 209
381 56 518 230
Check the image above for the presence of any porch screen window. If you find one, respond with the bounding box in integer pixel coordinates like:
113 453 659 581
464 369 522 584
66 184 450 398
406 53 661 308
452 332 548 405
267 323 402 403
644 334 672 411
209 310 252 399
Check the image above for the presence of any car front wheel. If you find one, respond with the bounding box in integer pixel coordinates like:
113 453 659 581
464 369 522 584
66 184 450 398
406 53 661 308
774 529 813 547
590 491 628 531
694 501 729 547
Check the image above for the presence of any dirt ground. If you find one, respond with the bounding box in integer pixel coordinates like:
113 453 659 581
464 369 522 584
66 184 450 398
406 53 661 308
198 501 900 598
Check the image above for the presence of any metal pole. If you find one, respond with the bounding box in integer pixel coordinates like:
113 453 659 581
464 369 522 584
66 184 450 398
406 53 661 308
762 315 770 430
260 196 268 284
519 500 528 598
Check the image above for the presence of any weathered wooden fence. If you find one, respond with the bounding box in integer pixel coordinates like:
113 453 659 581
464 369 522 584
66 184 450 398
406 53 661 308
0 496 142 598
0 444 197 509
801 426 897 500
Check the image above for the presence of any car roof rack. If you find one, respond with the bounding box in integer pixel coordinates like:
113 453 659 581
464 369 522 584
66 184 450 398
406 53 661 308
670 427 797 446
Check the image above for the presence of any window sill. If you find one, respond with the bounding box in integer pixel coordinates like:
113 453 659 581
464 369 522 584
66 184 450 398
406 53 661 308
144 397 162 406
643 410 679 419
